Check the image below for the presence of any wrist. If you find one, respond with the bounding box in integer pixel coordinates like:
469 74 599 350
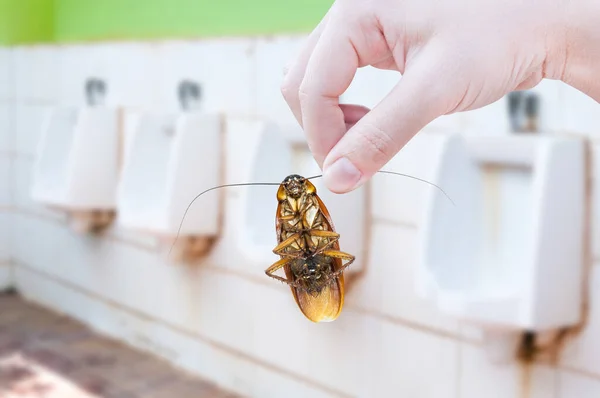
553 0 600 100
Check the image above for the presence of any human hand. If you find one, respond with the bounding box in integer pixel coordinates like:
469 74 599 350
281 0 599 193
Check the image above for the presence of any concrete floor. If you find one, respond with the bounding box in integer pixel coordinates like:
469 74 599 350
0 292 240 398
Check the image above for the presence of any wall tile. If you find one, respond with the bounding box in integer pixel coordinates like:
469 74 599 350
0 156 10 206
103 224 158 249
59 40 256 112
304 311 376 395
249 308 371 396
13 46 59 103
57 44 112 106
462 96 511 135
0 263 11 290
558 370 600 398
0 103 11 152
0 211 9 261
157 39 255 115
563 84 600 137
12 214 251 346
252 367 336 398
347 223 459 334
255 35 307 126
0 48 11 101
14 103 50 156
358 318 459 398
561 265 600 375
425 111 465 133
103 42 162 109
459 323 502 345
460 344 557 398
11 156 65 221
529 365 559 398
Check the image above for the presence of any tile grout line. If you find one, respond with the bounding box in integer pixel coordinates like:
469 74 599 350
553 364 560 398
456 338 463 398
12 208 158 251
13 260 354 398
371 217 418 230
7 48 16 289
559 365 600 384
0 151 35 159
349 305 480 345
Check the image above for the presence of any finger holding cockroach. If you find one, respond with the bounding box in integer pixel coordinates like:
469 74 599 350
170 170 454 323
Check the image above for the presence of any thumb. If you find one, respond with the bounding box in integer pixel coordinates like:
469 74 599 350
322 48 456 193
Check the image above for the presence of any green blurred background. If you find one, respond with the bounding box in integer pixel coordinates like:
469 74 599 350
0 0 333 45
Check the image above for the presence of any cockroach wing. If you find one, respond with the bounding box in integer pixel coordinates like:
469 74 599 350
289 276 345 322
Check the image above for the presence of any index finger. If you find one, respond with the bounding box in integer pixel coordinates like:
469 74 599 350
298 26 359 167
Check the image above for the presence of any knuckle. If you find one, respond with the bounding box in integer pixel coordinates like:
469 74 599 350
297 82 312 107
280 77 297 103
355 123 398 164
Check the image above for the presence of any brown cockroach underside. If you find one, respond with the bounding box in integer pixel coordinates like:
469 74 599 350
265 174 355 323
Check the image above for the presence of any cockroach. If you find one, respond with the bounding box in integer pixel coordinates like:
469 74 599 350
171 170 454 323
266 174 354 322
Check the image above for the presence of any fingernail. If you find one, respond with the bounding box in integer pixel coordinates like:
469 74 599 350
323 157 362 193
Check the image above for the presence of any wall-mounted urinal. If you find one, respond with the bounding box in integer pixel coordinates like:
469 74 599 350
116 80 222 261
31 78 120 233
417 131 588 361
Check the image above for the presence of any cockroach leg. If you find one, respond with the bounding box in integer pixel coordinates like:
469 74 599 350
265 257 294 284
308 230 340 240
320 249 355 267
309 232 341 255
320 249 357 287
272 232 305 258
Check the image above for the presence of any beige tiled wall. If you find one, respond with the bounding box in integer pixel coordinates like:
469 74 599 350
0 37 599 397
0 47 13 289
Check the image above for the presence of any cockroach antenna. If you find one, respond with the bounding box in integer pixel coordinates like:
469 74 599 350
168 181 282 257
377 170 456 206
305 171 455 206
168 171 454 258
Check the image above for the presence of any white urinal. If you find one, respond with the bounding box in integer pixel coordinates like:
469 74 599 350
31 106 120 210
417 132 587 360
116 111 222 238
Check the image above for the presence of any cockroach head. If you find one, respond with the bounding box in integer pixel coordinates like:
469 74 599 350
281 174 307 198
